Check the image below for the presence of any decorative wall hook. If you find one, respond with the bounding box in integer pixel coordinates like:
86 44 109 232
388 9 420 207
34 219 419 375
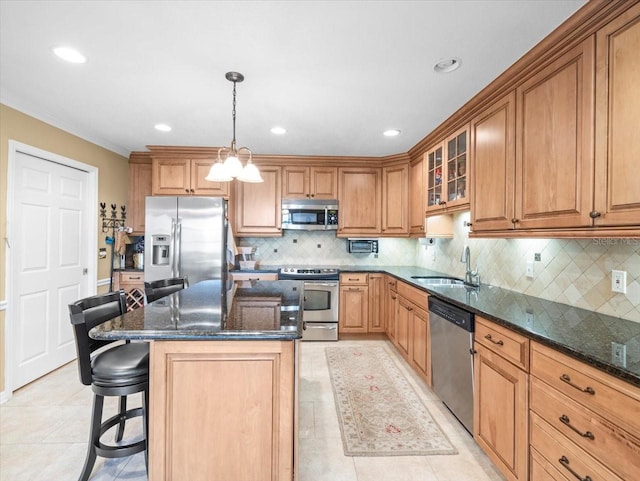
100 202 127 234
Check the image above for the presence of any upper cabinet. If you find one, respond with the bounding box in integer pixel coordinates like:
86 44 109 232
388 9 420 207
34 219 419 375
152 158 230 197
234 165 282 237
426 125 470 215
128 160 152 234
409 156 426 236
282 166 337 199
470 92 516 232
514 37 595 230
338 167 381 237
593 3 640 227
381 163 409 236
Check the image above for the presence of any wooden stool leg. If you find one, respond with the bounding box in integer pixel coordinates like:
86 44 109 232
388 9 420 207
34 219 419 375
115 395 127 442
78 394 104 481
143 389 149 471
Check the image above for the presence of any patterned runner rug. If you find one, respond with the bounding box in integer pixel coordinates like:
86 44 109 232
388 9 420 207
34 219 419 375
326 345 457 456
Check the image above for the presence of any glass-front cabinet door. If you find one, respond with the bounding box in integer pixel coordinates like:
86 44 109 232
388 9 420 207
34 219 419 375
426 143 444 211
426 125 470 214
445 126 468 208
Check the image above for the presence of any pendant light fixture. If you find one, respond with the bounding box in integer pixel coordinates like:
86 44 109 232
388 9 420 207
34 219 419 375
206 71 263 183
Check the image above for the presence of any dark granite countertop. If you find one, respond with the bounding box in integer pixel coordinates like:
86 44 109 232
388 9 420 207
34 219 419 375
340 265 640 387
90 280 303 341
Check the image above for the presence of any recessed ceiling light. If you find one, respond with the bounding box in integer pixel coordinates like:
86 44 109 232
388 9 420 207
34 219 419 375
53 46 86 64
271 126 287 135
383 129 401 137
154 124 172 132
434 57 462 73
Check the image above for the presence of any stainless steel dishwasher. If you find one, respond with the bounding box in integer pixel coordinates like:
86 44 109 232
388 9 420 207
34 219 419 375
428 296 475 434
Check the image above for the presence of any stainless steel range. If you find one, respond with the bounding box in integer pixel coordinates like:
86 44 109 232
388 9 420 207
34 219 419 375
278 267 339 341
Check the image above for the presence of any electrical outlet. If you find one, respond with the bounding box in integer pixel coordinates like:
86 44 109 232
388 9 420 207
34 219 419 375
525 308 534 328
611 342 627 368
611 270 627 293
534 253 542 262
526 261 534 279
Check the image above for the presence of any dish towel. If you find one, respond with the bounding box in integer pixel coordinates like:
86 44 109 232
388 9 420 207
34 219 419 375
226 225 238 268
114 230 131 256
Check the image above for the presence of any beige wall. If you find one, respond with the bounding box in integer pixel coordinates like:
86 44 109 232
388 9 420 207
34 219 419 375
0 103 129 394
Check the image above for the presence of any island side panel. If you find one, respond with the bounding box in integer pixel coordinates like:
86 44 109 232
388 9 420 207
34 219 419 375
149 340 295 481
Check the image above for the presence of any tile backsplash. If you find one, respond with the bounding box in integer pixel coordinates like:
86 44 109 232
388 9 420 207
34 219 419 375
415 212 640 323
239 214 640 323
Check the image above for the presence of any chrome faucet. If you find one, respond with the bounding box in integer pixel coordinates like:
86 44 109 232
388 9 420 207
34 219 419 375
460 245 480 286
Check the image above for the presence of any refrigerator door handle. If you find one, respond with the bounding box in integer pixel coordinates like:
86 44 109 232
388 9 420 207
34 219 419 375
170 219 177 277
175 222 182 277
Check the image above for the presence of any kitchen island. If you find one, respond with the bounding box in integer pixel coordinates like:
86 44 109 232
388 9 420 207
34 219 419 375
90 279 304 481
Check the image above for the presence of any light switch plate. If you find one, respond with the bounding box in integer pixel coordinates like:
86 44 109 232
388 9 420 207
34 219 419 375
611 270 627 293
611 342 627 367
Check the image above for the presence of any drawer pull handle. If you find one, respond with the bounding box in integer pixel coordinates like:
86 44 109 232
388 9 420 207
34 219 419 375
129 276 141 280
560 374 595 395
484 334 504 346
558 456 593 481
559 415 595 440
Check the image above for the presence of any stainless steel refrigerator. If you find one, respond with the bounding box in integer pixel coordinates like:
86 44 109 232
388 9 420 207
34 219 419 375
144 196 227 285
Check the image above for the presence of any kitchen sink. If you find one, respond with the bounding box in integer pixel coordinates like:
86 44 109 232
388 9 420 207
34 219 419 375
410 276 467 286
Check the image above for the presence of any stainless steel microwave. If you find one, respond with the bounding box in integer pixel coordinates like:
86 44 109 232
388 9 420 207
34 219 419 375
281 199 339 230
347 239 378 254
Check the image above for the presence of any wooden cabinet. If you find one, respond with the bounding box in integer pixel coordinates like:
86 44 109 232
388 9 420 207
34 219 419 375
530 341 640 481
338 273 369 334
113 271 145 311
409 302 430 386
151 158 230 197
234 166 282 237
337 167 381 236
426 125 470 215
381 163 409 236
128 161 152 234
470 91 516 232
593 4 640 227
409 156 426 236
514 36 595 230
385 277 398 342
473 316 529 481
282 166 337 199
149 340 295 481
367 273 385 332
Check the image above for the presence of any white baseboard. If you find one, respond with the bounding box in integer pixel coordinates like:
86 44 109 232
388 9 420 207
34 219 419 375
97 277 111 287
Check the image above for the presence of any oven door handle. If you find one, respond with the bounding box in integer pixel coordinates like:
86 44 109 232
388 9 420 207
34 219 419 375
304 282 338 287
306 324 338 330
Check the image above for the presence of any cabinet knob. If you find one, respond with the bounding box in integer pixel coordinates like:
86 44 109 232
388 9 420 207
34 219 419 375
589 210 601 219
185 189 189 193
464 221 472 227
511 218 519 224
190 189 195 194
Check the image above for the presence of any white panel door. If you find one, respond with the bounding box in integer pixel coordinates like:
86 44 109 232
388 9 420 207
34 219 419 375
11 151 90 388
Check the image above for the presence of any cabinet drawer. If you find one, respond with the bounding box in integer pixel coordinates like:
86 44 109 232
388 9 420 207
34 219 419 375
475 317 529 371
396 281 427 309
340 273 368 285
530 376 640 481
119 272 144 284
531 341 640 434
230 272 278 281
530 411 624 481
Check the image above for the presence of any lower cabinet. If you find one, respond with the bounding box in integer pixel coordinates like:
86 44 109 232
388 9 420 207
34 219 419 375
338 273 369 334
368 273 385 332
149 340 295 481
385 277 398 342
473 317 529 481
409 305 430 386
112 271 145 311
529 341 640 481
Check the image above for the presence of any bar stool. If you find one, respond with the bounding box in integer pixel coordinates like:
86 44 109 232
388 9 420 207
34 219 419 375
144 277 188 303
68 290 148 481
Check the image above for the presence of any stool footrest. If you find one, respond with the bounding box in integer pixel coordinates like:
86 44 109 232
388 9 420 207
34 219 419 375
95 407 146 459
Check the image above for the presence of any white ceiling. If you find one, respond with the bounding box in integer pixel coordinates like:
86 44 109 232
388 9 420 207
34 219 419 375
0 0 587 158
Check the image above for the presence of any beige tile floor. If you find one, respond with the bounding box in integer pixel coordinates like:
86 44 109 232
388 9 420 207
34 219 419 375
0 339 504 481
